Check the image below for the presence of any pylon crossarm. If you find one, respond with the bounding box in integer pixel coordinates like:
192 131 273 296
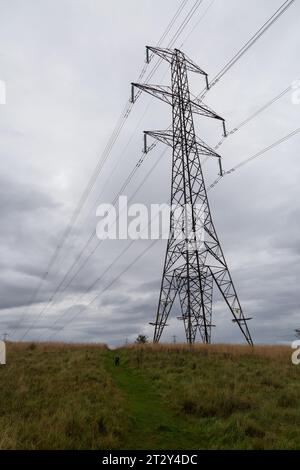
195 138 221 158
144 129 173 149
144 131 217 157
131 83 173 105
146 46 209 79
182 53 208 77
191 98 225 122
146 46 174 64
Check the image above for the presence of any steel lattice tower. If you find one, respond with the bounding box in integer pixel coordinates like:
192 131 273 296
131 47 253 346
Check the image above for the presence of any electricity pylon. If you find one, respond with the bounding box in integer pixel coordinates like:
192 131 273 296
131 47 253 346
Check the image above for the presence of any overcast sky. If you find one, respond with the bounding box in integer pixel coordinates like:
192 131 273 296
0 0 299 346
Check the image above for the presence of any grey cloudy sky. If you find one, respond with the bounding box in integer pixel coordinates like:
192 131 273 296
0 0 299 346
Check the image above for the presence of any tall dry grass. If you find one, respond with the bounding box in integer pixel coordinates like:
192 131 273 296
121 342 291 360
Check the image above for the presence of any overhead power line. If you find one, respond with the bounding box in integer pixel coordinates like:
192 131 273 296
179 0 216 47
14 0 208 341
230 126 300 172
15 0 294 342
208 126 300 190
214 84 293 150
26 83 296 340
199 0 296 99
156 0 190 48
11 0 198 339
134 0 206 102
19 147 165 341
46 239 160 342
40 124 300 341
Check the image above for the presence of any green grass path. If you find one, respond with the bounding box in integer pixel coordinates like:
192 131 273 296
105 350 199 450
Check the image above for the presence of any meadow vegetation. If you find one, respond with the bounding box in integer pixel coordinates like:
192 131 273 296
118 343 300 449
0 342 127 449
0 342 299 449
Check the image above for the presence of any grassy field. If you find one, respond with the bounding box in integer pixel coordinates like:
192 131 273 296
0 342 299 449
0 343 127 449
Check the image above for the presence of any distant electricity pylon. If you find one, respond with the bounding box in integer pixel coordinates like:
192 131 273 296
131 47 253 346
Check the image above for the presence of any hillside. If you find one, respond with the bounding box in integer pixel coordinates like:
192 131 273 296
0 342 299 449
